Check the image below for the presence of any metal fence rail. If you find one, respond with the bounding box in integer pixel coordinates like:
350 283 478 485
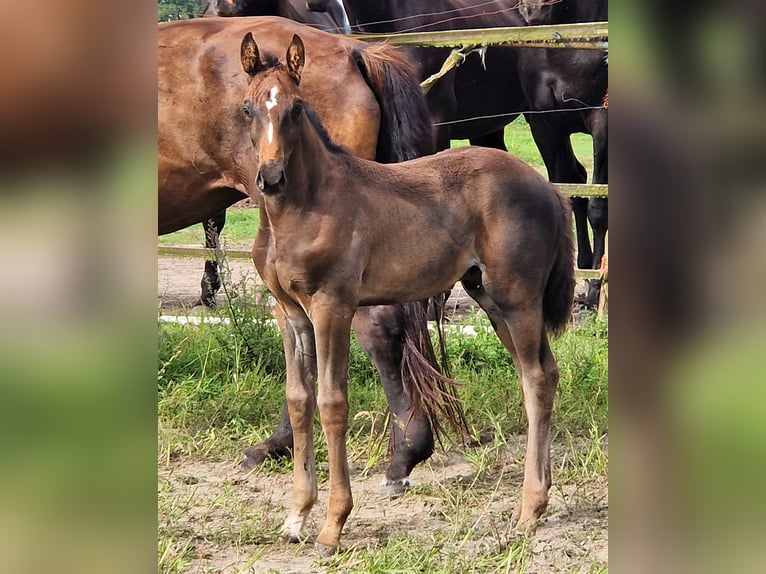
351 21 608 50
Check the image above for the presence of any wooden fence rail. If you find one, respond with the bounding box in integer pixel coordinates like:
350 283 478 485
158 245 601 281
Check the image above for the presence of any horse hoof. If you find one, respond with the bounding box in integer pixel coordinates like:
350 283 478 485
279 532 302 544
314 541 338 557
240 445 270 470
511 509 540 535
513 518 539 536
194 296 217 309
379 477 414 497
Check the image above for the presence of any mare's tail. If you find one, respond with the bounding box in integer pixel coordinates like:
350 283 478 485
544 189 577 336
399 300 469 445
353 43 434 162
354 42 468 442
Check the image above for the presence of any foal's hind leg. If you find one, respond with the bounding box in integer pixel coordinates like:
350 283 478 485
463 274 558 532
353 306 434 495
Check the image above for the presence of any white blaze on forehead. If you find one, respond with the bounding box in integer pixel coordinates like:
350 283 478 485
265 86 279 110
265 86 279 144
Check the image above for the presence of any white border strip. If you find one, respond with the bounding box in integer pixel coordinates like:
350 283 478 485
158 315 491 336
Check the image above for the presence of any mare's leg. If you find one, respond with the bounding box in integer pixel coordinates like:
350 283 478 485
422 70 457 152
470 130 507 151
242 306 436 485
352 305 434 495
526 115 591 268
311 296 356 554
585 109 609 307
275 304 320 543
198 210 226 307
241 403 292 469
461 269 559 532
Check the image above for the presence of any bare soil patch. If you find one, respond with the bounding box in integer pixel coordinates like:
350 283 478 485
159 439 607 573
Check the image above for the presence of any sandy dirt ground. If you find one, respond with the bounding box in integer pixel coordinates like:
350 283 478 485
158 442 607 573
158 257 606 573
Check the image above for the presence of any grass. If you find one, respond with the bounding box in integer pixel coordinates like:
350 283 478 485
158 282 608 572
158 120 595 248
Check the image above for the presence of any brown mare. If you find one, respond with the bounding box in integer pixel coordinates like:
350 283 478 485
240 34 575 552
159 16 456 492
197 1 350 307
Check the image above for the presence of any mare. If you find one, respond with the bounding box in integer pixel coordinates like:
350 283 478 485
240 33 574 553
195 0 350 308
320 0 608 307
517 0 608 307
158 16 455 491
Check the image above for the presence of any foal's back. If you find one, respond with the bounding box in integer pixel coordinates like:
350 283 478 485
327 146 567 305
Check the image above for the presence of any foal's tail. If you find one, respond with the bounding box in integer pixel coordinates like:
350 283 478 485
353 43 434 162
544 189 577 336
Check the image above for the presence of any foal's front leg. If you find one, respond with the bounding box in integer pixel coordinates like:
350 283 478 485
276 305 319 543
311 297 355 555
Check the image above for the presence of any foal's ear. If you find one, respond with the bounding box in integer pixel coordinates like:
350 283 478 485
286 34 305 84
240 32 261 78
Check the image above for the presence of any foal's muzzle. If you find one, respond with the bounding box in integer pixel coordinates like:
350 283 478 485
256 163 286 195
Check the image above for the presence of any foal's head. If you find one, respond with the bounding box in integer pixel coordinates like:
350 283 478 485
240 32 306 195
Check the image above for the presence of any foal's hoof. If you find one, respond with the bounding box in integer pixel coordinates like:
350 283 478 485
314 541 339 557
279 532 302 544
511 506 541 535
513 516 539 536
379 477 415 497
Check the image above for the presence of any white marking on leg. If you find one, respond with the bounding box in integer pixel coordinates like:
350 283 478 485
281 514 305 541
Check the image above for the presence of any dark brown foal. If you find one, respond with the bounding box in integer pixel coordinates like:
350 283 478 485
240 34 575 553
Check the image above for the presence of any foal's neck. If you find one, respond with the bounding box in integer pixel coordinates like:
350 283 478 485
264 114 335 215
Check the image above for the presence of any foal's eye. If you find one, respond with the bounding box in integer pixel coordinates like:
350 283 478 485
242 99 255 118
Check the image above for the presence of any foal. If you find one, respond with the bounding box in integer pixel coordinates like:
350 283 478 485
241 33 575 554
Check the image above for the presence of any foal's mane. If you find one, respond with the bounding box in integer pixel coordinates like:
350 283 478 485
302 105 350 156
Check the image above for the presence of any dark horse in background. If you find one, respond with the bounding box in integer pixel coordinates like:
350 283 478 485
191 0 350 307
322 0 608 307
159 16 460 491
336 0 528 151
517 0 608 307
238 32 574 550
